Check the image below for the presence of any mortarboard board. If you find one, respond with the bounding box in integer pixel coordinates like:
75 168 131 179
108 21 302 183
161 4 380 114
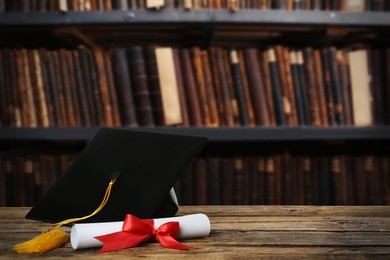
26 128 207 224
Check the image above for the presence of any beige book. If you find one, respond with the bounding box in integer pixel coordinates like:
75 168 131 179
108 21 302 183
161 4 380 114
155 48 183 125
347 50 372 126
59 0 68 12
146 0 165 9
344 0 365 12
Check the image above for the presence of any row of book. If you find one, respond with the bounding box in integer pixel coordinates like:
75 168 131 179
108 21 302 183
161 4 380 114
175 155 390 206
1 46 389 128
1 152 389 207
0 153 75 207
0 0 389 12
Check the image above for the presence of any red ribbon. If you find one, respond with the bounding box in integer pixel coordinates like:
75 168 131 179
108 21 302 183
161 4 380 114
95 214 192 253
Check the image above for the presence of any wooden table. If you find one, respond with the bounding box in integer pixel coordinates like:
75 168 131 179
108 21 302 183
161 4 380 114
1 206 390 259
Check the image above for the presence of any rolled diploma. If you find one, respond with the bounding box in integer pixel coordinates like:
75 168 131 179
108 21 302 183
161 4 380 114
71 213 210 250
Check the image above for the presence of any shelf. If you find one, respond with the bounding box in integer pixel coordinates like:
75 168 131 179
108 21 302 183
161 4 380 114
1 127 390 142
0 10 389 47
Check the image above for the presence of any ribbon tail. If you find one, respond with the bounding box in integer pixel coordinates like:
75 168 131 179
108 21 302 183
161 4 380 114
157 234 192 250
95 231 149 253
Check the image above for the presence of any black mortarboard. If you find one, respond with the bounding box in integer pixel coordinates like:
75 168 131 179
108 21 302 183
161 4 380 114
26 128 207 224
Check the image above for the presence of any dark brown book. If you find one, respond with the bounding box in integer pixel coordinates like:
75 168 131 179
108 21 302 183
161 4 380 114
220 157 234 205
24 156 36 206
179 48 203 126
211 48 234 126
265 156 276 205
313 49 329 126
303 48 322 126
43 51 62 126
229 49 250 126
191 47 212 126
103 50 121 127
38 49 54 127
94 48 114 127
386 49 390 125
110 48 138 127
354 157 367 205
365 156 381 205
222 48 240 126
257 0 271 9
59 49 77 126
256 158 267 204
172 48 190 126
206 157 221 205
27 50 44 127
233 158 245 204
289 49 305 125
143 46 164 126
331 157 344 205
336 50 353 126
274 46 294 126
247 157 259 204
0 51 8 126
281 152 292 204
72 51 92 126
65 50 82 126
301 157 313 204
282 47 299 125
260 48 277 126
3 50 14 127
237 50 256 126
0 156 4 206
88 48 106 126
380 157 390 205
327 47 344 125
201 50 220 127
244 48 271 125
21 49 38 127
267 48 285 126
320 48 337 125
4 157 16 206
112 0 128 10
370 48 386 125
127 46 155 127
9 50 23 127
296 50 311 125
194 158 208 205
311 0 322 9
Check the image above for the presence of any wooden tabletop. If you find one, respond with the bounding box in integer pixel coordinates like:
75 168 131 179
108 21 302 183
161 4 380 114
1 206 390 259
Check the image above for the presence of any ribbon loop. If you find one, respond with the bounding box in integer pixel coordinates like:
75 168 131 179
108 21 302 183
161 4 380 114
95 214 192 253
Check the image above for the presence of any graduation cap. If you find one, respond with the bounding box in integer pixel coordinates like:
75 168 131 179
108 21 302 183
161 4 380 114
15 128 207 254
26 128 207 223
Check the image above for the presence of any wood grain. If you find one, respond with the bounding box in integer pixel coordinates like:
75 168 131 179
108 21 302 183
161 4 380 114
1 206 390 258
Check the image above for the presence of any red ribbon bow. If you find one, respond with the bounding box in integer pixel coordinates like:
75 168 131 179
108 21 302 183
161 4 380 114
95 214 192 253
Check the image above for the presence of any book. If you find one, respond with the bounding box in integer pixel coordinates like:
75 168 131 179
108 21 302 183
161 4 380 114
22 49 38 127
244 48 271 125
201 50 220 126
143 46 164 126
155 47 183 125
110 48 138 127
94 48 114 126
191 47 212 126
230 49 250 126
179 48 203 126
267 48 285 125
65 49 82 126
206 157 221 205
348 49 373 126
173 48 190 126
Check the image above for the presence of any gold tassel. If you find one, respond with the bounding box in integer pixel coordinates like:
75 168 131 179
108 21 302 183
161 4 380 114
13 172 119 254
13 228 69 254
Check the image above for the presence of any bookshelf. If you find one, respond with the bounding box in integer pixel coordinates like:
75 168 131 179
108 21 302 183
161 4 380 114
0 5 389 207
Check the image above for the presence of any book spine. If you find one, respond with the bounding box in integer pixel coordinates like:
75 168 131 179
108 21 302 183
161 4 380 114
179 48 203 126
313 49 329 126
289 49 305 125
194 158 208 205
103 50 121 127
155 47 183 125
65 49 82 126
244 48 271 125
111 48 138 127
22 49 38 127
201 50 220 126
72 51 92 126
127 46 155 127
327 47 344 125
267 48 285 125
94 48 114 126
9 50 22 127
321 48 336 125
39 50 55 126
230 49 250 126
296 50 311 125
206 157 221 205
191 47 212 126
143 46 164 126
59 49 77 126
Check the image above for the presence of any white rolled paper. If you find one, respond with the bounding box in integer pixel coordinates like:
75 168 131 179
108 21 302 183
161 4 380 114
71 213 210 250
